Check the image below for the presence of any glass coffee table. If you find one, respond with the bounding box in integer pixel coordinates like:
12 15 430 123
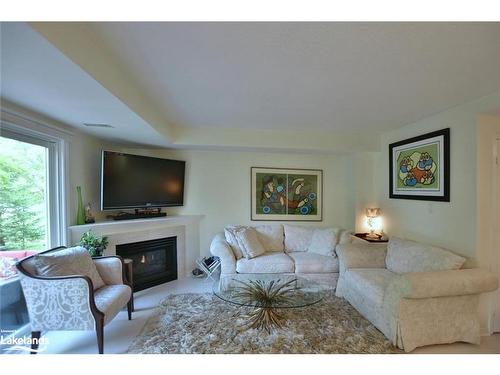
213 274 326 332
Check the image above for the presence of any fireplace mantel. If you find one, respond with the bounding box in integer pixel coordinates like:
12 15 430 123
68 215 204 279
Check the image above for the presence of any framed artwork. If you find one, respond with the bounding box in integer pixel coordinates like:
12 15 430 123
389 128 450 202
251 167 323 221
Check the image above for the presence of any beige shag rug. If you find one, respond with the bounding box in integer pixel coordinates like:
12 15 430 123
127 293 401 354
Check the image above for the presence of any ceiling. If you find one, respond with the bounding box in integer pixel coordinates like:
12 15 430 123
0 22 168 147
1 22 500 149
90 22 500 131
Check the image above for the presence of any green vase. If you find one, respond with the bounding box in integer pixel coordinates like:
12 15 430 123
76 186 85 225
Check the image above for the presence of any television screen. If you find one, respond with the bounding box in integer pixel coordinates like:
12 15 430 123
101 151 185 210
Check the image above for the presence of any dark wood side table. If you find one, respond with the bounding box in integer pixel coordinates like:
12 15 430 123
123 258 134 312
354 233 388 243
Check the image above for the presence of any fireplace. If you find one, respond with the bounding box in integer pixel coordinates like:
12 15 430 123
116 236 177 292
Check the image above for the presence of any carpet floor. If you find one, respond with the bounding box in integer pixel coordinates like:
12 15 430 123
127 293 401 354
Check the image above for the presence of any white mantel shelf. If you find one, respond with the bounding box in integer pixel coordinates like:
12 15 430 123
67 215 204 279
67 214 204 231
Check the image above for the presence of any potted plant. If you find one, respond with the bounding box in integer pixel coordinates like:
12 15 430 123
78 231 109 257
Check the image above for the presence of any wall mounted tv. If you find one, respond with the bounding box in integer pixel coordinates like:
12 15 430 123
101 151 186 210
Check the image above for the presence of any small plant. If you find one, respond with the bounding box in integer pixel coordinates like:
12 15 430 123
78 231 109 257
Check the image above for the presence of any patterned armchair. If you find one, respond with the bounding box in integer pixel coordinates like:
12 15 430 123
16 246 133 354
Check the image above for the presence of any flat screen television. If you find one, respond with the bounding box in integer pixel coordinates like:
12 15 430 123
101 151 185 210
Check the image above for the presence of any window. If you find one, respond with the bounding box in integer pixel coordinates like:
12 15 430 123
0 135 50 251
0 109 69 335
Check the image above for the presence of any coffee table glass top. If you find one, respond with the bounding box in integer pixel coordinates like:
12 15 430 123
213 274 326 309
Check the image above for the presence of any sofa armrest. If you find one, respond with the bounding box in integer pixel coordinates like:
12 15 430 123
93 256 125 285
388 268 499 299
336 243 387 273
210 233 236 274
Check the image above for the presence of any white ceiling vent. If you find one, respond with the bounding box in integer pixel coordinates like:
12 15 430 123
83 123 114 128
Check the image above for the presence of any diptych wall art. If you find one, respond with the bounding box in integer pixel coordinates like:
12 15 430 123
251 167 323 221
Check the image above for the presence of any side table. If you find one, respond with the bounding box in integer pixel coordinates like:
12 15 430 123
123 258 134 312
354 233 388 243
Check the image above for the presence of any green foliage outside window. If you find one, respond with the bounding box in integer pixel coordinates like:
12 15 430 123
0 137 47 251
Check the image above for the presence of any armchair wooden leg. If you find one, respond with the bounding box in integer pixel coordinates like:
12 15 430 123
127 299 132 320
96 317 104 354
31 331 41 354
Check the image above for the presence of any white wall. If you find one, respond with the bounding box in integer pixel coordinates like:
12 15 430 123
375 90 500 261
119 148 358 257
66 132 113 228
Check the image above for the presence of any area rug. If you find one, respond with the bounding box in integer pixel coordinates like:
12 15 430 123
127 293 401 354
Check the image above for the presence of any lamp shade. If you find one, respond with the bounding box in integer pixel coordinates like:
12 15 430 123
365 208 380 218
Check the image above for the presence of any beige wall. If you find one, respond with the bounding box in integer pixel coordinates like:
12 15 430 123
374 90 500 261
118 148 359 257
67 132 113 228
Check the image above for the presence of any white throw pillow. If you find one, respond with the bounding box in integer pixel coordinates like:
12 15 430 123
235 227 266 259
254 224 284 252
34 246 105 290
224 226 247 259
308 228 337 257
284 225 314 252
386 237 466 274
338 230 354 245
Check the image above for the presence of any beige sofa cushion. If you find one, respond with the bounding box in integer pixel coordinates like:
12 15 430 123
254 224 284 252
236 253 295 273
288 252 339 273
235 227 266 259
344 268 396 305
386 237 466 274
34 246 105 290
94 284 132 324
338 229 354 245
284 225 314 252
308 228 337 257
224 226 247 259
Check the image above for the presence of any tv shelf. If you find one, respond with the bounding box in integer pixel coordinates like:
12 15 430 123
111 212 167 221
109 208 167 221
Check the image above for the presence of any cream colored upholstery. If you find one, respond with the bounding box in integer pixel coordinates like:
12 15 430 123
287 252 339 273
211 225 348 289
94 257 126 285
235 227 266 259
254 224 284 252
17 247 133 354
95 285 132 325
33 246 105 290
236 252 294 273
210 233 236 275
386 237 466 273
342 268 394 305
336 241 499 352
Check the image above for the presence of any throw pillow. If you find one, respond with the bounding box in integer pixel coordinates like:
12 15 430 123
338 230 354 245
235 227 266 259
308 228 337 257
386 237 466 274
284 225 314 252
254 224 284 252
224 226 247 259
0 257 18 279
34 246 105 290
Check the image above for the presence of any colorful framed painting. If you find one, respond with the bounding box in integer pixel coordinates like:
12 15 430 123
251 167 323 221
389 128 450 202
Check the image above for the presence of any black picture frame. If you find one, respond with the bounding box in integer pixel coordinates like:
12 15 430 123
389 128 450 202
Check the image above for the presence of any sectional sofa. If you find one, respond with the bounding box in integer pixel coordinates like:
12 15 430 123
335 238 499 351
210 224 352 288
211 225 499 351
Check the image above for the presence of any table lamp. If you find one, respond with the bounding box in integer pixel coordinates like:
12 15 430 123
365 208 382 239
